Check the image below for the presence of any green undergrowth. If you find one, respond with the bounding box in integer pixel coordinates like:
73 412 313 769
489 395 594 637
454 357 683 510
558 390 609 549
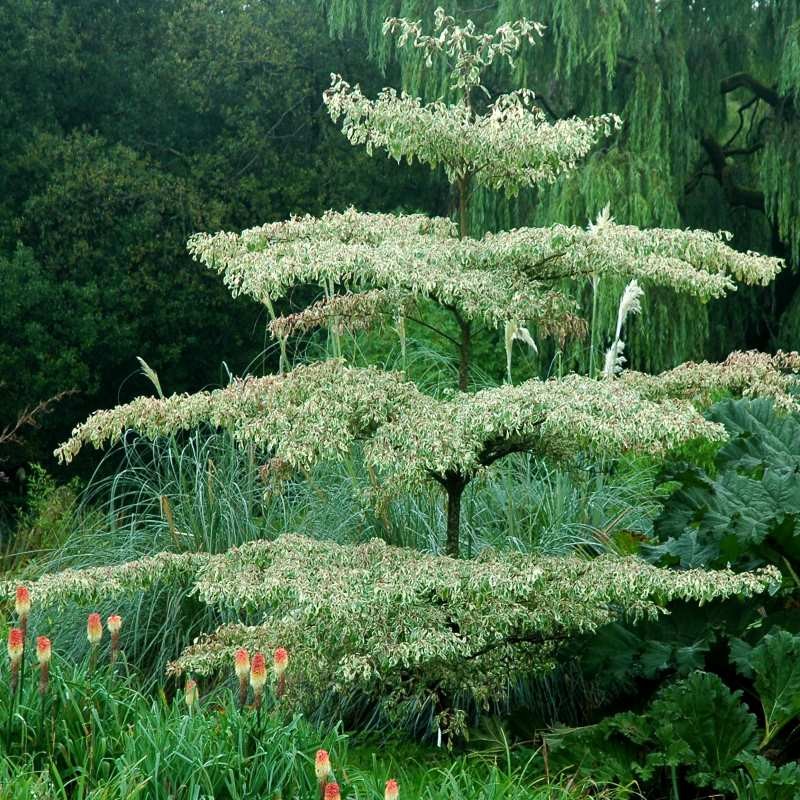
0 657 638 800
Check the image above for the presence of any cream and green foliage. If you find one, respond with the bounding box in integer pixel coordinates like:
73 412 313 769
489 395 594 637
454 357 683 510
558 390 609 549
0 535 780 736
56 360 727 481
58 356 800 555
58 8 797 557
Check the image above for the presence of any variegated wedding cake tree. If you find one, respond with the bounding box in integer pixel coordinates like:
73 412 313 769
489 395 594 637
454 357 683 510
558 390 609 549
34 7 800 734
57 9 797 557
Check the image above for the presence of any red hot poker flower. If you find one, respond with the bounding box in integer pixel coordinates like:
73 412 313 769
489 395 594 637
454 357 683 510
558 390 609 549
87 613 103 645
15 586 31 620
36 636 52 696
274 646 289 699
234 648 250 680
324 783 341 800
250 651 267 709
315 749 331 782
107 614 122 634
385 779 399 800
250 652 267 692
36 636 52 665
7 628 23 663
273 647 288 676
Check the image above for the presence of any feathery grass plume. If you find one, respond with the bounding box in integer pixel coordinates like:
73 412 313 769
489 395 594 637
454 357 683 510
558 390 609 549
274 647 288 699
107 614 122 664
184 678 199 710
385 779 399 800
504 320 537 383
316 749 332 799
36 636 51 696
250 651 267 709
604 279 644 378
234 648 250 708
324 783 341 800
7 628 23 695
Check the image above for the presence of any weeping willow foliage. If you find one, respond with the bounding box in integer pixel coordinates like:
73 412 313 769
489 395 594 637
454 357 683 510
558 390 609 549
317 0 800 369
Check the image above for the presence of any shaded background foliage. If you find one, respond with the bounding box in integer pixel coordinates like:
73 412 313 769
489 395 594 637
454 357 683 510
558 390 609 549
2 0 799 470
0 0 441 475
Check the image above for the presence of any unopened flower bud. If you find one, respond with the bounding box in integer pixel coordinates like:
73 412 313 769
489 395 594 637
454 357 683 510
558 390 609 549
185 678 199 708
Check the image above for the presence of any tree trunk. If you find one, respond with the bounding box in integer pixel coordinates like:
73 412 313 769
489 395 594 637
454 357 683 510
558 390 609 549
444 473 467 557
457 317 471 392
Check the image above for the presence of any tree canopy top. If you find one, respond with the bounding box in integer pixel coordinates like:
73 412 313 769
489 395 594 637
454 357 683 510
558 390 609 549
324 76 622 193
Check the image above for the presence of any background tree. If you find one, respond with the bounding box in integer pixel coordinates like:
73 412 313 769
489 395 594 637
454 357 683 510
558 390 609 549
316 0 800 370
0 0 439 470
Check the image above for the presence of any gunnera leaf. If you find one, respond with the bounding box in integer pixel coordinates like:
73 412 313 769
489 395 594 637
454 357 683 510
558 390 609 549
736 754 800 800
747 630 800 747
646 671 758 791
709 398 800 473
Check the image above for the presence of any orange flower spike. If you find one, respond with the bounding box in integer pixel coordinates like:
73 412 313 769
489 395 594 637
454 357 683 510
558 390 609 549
36 636 52 696
324 783 341 800
273 647 288 676
234 648 250 680
315 749 332 782
250 652 267 690
385 780 399 800
107 614 122 635
87 612 103 645
315 748 332 799
274 647 288 698
36 636 52 665
15 586 31 621
107 614 122 664
184 678 199 709
7 628 23 663
234 648 250 707
7 627 23 695
250 651 267 709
